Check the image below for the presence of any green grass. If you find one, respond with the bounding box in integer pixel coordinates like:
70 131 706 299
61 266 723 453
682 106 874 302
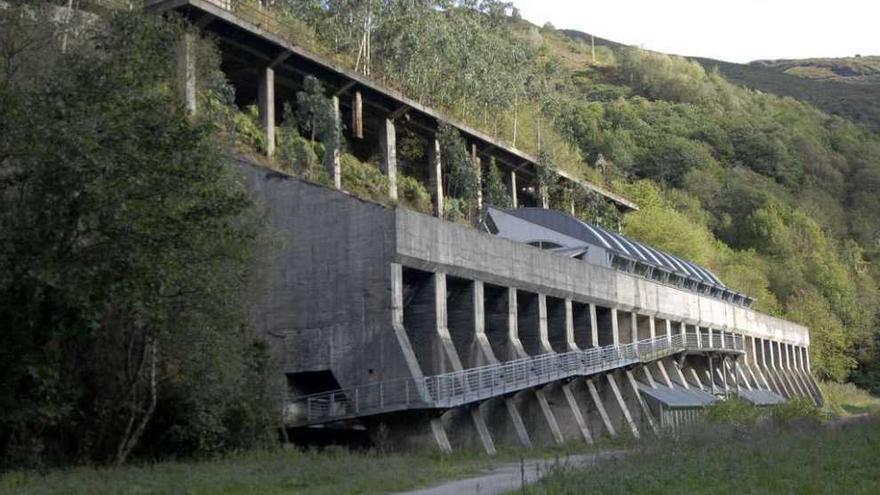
0 441 611 495
523 417 880 494
821 381 880 417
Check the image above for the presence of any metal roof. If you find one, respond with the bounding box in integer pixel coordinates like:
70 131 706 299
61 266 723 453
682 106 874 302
504 207 726 288
637 383 718 408
735 389 787 406
484 206 756 306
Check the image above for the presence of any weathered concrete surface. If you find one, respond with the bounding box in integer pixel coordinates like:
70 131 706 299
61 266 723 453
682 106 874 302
395 208 810 347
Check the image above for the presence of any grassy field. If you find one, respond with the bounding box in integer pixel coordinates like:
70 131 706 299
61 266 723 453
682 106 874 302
3 383 877 495
0 441 613 495
525 417 880 495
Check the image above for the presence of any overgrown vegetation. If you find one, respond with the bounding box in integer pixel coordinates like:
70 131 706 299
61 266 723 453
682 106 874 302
522 416 880 494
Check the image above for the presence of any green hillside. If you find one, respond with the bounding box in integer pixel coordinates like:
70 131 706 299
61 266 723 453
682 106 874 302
753 56 880 83
562 29 880 132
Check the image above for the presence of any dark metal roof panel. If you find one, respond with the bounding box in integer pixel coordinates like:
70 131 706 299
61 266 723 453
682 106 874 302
638 383 718 408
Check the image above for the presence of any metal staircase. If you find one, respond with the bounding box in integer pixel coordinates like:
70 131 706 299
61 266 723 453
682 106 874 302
286 333 744 427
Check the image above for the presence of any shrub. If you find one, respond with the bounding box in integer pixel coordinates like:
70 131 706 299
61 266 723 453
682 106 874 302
705 398 762 427
341 154 389 203
398 175 432 214
769 398 822 426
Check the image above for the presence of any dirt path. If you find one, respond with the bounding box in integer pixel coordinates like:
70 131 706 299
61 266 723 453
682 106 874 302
393 450 627 495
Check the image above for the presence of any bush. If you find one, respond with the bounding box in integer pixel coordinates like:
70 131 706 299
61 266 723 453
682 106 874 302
341 154 390 203
398 175 433 214
769 398 822 426
705 398 762 427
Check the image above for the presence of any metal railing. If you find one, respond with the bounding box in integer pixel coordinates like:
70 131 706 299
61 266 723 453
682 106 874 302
287 332 744 426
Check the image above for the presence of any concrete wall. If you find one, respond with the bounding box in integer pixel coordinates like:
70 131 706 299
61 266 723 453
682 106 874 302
240 164 411 391
394 208 809 347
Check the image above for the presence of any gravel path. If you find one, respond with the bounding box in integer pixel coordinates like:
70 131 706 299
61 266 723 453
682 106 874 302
394 450 627 495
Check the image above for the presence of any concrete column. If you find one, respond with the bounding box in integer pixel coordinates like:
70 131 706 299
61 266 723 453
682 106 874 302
589 304 599 348
607 373 639 439
429 418 453 453
471 144 482 210
561 384 594 444
509 170 518 208
429 138 443 217
325 96 341 188
611 309 620 346
665 319 672 343
626 369 658 434
380 119 398 201
352 90 363 139
177 32 197 116
586 378 616 438
564 299 577 351
258 66 275 157
389 263 426 381
786 344 809 398
672 359 690 390
630 312 638 344
649 316 656 340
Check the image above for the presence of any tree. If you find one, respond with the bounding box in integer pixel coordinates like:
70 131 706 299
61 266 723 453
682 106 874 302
0 7 272 466
483 157 512 208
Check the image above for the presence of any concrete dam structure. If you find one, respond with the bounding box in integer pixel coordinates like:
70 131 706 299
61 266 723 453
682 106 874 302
149 0 822 453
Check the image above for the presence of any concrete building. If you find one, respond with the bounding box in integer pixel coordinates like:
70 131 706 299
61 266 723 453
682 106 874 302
148 0 822 453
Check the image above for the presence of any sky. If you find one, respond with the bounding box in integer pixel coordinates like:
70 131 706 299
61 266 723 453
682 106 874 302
512 0 880 63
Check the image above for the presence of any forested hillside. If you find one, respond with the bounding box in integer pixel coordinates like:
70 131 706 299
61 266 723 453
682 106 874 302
2 0 880 469
562 29 880 132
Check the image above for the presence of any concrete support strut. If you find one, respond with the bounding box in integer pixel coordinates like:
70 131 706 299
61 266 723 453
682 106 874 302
380 119 398 201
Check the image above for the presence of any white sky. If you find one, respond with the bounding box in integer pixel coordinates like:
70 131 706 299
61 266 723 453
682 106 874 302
513 0 880 63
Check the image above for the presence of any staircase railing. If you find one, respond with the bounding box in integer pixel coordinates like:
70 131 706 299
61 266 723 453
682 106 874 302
287 332 744 426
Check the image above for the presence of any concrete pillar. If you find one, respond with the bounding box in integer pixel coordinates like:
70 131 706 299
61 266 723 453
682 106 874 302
352 90 363 139
611 309 620 346
429 138 443 217
589 304 599 348
586 378 616 438
626 369 657 434
607 373 639 439
429 417 453 453
509 170 518 208
630 311 638 344
380 119 398 201
177 32 197 116
325 96 341 188
562 384 593 444
258 67 275 157
471 144 482 210
665 319 672 343
564 300 576 351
